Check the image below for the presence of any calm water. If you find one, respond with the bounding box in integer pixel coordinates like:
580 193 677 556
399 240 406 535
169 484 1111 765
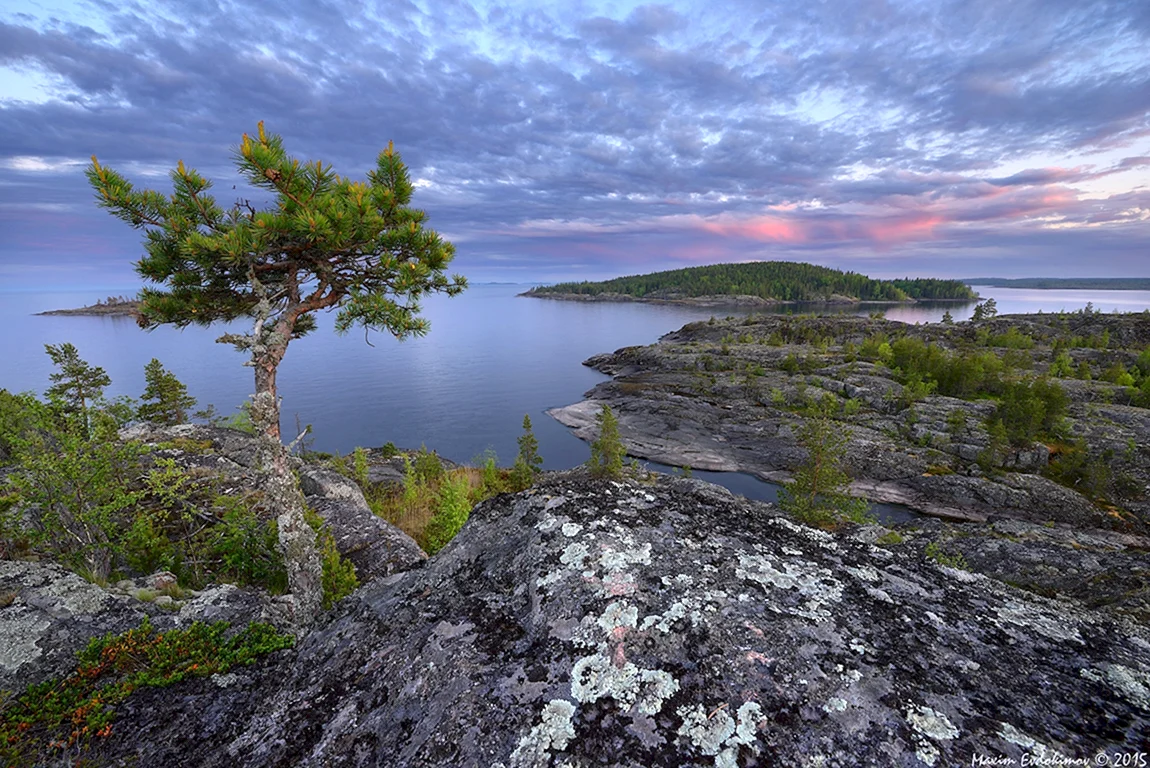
4 283 1148 520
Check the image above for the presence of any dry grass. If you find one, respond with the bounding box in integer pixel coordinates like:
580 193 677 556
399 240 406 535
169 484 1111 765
371 466 493 550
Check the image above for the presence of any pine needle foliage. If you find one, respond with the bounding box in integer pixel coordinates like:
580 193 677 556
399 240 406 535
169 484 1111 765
511 414 543 490
588 405 626 479
138 358 197 426
777 416 872 528
86 122 466 441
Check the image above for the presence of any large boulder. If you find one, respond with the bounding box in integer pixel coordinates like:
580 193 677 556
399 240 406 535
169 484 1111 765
298 465 427 580
88 471 1146 766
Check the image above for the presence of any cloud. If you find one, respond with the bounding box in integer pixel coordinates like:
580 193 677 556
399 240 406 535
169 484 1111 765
0 0 1147 284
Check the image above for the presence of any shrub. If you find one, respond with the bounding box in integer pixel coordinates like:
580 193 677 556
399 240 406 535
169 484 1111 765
304 508 358 609
0 618 292 765
925 541 968 569
423 472 473 555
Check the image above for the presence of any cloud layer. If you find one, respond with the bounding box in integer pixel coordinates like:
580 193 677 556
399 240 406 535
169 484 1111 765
1 0 1148 287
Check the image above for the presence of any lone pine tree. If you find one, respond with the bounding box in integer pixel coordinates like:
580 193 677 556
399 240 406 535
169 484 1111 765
138 359 197 426
87 124 466 625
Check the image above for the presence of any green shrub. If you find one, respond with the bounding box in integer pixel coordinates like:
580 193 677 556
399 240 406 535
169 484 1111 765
423 472 472 555
352 446 370 487
304 508 358 609
209 500 288 593
925 541 968 569
413 447 445 483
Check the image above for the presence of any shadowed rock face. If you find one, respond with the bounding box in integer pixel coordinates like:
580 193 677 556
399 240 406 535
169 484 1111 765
88 472 1147 766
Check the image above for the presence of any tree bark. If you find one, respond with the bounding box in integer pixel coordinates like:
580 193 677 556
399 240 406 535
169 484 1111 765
250 339 323 630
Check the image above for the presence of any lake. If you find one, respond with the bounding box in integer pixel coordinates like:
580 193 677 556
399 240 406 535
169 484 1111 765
4 283 1149 519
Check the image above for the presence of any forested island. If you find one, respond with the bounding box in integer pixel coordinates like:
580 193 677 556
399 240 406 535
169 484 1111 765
523 261 979 305
965 277 1150 290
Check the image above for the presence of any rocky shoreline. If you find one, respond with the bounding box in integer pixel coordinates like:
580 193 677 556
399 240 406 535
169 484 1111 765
550 311 1150 622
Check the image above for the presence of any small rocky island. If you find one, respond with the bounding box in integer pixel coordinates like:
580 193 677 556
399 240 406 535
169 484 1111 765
36 295 140 317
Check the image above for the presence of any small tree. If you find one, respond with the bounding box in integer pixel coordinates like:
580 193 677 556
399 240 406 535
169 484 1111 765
777 416 870 527
941 310 953 324
44 343 111 419
971 298 998 322
511 414 543 489
87 123 466 626
588 405 625 479
138 359 197 426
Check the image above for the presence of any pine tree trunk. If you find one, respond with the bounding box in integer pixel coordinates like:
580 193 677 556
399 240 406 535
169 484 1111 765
250 342 323 630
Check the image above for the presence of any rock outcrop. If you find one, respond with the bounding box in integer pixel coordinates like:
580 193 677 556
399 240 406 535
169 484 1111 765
64 472 1148 765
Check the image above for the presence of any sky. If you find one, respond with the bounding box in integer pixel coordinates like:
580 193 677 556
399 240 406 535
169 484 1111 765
1 0 1148 289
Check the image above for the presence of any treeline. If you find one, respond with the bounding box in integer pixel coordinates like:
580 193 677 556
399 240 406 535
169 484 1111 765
965 277 1150 290
528 262 977 302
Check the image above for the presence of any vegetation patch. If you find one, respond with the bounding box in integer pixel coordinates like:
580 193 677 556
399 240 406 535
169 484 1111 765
0 618 293 766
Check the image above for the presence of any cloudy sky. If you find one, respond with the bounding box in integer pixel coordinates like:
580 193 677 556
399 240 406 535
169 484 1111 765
1 0 1148 289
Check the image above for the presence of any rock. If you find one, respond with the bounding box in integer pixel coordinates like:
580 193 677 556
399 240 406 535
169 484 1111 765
88 472 1146 765
147 571 179 591
298 465 427 581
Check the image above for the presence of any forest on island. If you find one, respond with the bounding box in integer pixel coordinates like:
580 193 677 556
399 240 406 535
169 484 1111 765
528 262 978 302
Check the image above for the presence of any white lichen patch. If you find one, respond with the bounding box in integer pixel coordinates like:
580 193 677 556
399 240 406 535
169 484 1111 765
846 565 881 583
544 496 568 512
536 569 566 591
559 542 591 570
561 522 583 537
769 517 838 550
536 516 560 533
678 701 763 767
677 704 736 756
999 722 1041 750
735 554 843 623
661 574 695 588
823 697 848 714
570 654 679 715
1103 664 1150 710
597 601 639 633
597 541 652 573
994 601 1082 644
509 699 577 768
906 704 959 741
0 612 51 671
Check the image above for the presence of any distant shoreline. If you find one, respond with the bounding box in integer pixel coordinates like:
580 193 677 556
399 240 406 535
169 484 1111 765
36 299 141 317
964 277 1150 290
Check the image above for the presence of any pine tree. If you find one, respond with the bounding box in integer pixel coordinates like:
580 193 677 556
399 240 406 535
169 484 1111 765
777 416 870 527
44 343 111 415
511 414 543 489
941 310 953 324
138 359 197 426
86 123 466 625
87 122 466 443
588 405 625 479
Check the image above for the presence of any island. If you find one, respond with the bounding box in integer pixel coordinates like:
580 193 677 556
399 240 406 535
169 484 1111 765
964 277 1150 290
35 295 141 317
522 260 979 305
